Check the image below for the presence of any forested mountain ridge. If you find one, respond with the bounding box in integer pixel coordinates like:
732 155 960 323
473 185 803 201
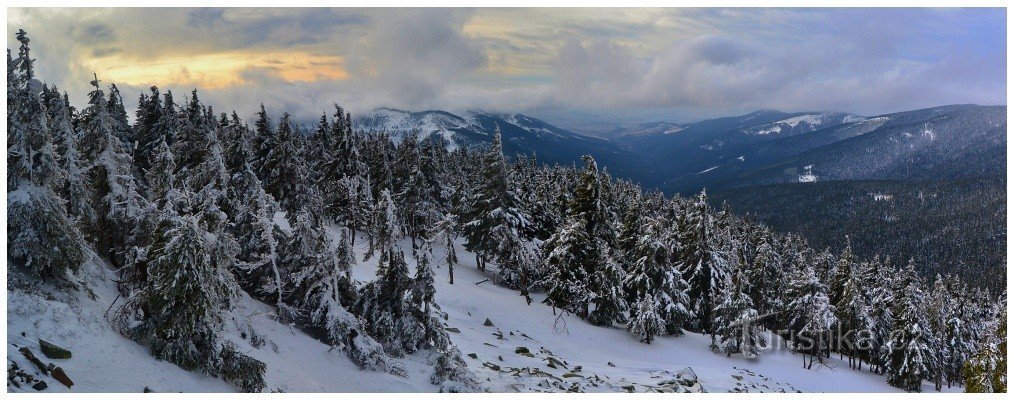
7 30 1007 394
722 105 1005 187
711 178 1006 290
353 108 631 171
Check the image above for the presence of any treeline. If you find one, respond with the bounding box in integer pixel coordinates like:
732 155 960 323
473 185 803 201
7 31 1006 393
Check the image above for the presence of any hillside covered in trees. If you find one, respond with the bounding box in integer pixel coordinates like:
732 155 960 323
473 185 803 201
7 30 1007 393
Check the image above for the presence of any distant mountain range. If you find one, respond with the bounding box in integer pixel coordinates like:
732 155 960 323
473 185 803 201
352 104 1006 287
356 105 1005 194
353 108 628 169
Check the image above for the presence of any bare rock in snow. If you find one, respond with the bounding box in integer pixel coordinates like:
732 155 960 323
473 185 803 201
18 347 48 375
50 367 73 388
676 367 698 385
39 339 72 359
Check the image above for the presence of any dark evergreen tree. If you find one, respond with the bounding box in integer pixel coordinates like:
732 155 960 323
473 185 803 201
117 205 235 374
7 30 86 279
460 127 531 275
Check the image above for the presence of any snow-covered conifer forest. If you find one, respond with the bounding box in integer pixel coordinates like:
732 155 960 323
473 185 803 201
7 29 1007 393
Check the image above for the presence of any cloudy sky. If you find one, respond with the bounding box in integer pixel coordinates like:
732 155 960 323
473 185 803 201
7 8 1006 129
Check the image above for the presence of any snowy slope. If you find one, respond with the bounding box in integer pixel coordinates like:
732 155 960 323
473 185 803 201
362 236 950 393
8 228 954 393
7 253 435 393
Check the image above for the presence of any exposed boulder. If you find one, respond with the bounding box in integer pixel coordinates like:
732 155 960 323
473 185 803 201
50 367 73 388
18 347 48 374
38 339 71 359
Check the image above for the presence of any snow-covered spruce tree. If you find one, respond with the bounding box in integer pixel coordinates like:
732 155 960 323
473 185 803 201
171 90 213 173
354 250 427 356
278 210 388 371
317 105 360 225
77 74 148 260
231 164 290 315
42 84 96 225
365 188 399 261
289 218 360 338
460 127 532 275
864 255 897 373
628 293 665 344
132 86 170 178
836 259 875 370
569 155 610 243
429 213 459 284
105 83 133 145
587 245 629 326
116 202 264 391
926 274 953 390
963 297 1006 393
7 29 86 279
336 227 356 282
284 211 355 316
543 216 592 315
306 112 332 183
221 111 252 175
941 282 975 387
410 249 441 341
147 137 178 197
334 174 373 245
261 112 314 216
8 185 88 279
786 263 837 369
249 104 273 180
616 196 642 258
677 189 730 334
396 156 438 248
884 260 937 392
544 154 615 318
829 236 854 310
743 236 782 318
623 215 694 337
713 267 764 358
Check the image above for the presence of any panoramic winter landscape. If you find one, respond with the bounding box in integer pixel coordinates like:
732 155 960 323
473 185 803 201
5 7 1008 395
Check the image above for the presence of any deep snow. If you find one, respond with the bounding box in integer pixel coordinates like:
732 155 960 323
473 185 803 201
7 227 956 393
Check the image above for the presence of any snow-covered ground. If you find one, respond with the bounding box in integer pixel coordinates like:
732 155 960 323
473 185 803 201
8 229 955 393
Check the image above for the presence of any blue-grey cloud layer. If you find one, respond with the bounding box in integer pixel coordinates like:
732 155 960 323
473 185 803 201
7 8 1005 122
